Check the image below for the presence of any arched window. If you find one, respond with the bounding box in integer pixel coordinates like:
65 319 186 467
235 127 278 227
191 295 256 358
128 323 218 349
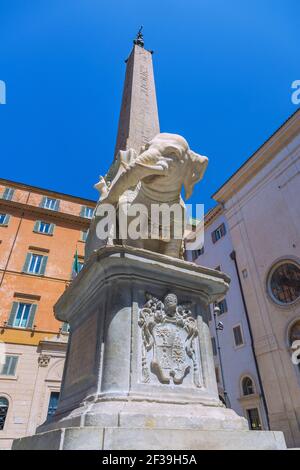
267 261 300 305
0 397 9 430
242 377 254 396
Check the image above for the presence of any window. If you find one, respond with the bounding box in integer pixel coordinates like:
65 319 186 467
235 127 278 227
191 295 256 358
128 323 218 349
81 230 89 242
0 397 9 430
61 322 70 334
192 247 204 260
211 337 217 356
217 298 228 315
33 221 55 235
211 223 226 243
23 253 48 275
80 206 94 219
7 302 37 329
0 213 10 226
268 261 300 305
246 408 262 430
47 392 60 419
2 187 14 200
233 325 244 347
40 196 60 211
0 356 18 376
242 376 254 396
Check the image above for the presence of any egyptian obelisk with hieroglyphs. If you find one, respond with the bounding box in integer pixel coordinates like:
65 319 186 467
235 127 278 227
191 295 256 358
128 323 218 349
114 28 160 157
12 30 286 450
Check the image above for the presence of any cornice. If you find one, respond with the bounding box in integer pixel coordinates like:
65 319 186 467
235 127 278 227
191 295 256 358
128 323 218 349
0 198 91 227
0 177 97 206
212 109 300 204
204 204 223 228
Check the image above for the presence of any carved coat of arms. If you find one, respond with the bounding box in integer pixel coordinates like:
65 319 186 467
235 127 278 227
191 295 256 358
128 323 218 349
138 293 201 387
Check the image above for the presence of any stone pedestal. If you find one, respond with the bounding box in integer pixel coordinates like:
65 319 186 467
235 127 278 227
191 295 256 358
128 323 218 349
12 247 286 450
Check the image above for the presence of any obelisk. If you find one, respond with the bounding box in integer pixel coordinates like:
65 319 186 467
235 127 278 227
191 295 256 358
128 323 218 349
114 27 160 157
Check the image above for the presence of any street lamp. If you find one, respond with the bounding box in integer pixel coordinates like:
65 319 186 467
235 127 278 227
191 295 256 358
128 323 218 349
213 303 231 408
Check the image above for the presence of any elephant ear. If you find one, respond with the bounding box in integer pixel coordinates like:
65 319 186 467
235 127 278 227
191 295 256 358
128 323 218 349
183 151 208 200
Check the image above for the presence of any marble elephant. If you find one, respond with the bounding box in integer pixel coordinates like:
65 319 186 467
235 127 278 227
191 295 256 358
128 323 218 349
85 133 208 259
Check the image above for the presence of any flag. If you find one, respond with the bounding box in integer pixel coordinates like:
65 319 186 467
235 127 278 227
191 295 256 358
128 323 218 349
72 248 80 278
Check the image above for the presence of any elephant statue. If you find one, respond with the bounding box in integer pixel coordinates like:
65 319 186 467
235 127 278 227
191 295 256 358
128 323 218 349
85 133 208 260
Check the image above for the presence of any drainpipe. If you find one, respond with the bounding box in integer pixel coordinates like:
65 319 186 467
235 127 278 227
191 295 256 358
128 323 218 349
230 250 270 429
213 305 231 409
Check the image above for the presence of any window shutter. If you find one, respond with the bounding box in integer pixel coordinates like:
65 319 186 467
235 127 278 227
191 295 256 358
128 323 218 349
233 326 243 346
39 256 48 275
211 230 217 244
33 221 40 233
5 356 18 375
7 302 19 326
49 223 55 235
1 357 9 375
22 253 32 273
40 196 46 208
27 304 37 329
10 356 18 375
54 199 60 211
3 214 10 225
80 206 85 217
221 223 226 236
3 187 14 200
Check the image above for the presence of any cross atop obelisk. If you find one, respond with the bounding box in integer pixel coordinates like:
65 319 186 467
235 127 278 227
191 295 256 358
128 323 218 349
114 28 160 158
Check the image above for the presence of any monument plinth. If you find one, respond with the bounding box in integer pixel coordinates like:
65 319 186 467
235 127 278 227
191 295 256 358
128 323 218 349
13 247 286 449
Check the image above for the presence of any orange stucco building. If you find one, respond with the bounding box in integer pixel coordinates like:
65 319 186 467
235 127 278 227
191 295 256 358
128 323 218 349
0 178 96 448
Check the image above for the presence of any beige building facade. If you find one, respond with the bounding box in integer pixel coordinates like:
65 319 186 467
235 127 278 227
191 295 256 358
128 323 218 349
188 109 300 447
0 337 66 449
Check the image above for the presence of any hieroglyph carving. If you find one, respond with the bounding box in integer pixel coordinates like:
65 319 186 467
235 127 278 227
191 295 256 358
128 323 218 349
138 293 202 386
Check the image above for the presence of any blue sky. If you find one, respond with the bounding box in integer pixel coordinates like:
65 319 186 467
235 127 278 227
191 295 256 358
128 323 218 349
0 0 299 211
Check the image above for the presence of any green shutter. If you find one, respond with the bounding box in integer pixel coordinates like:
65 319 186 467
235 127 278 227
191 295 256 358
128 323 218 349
7 302 19 326
1 357 8 375
40 196 46 208
80 206 85 217
39 255 48 275
81 230 88 241
3 356 18 375
9 356 18 375
3 187 14 200
49 223 55 235
22 253 32 273
211 230 217 244
27 304 37 329
54 200 60 211
3 214 10 225
33 221 40 233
